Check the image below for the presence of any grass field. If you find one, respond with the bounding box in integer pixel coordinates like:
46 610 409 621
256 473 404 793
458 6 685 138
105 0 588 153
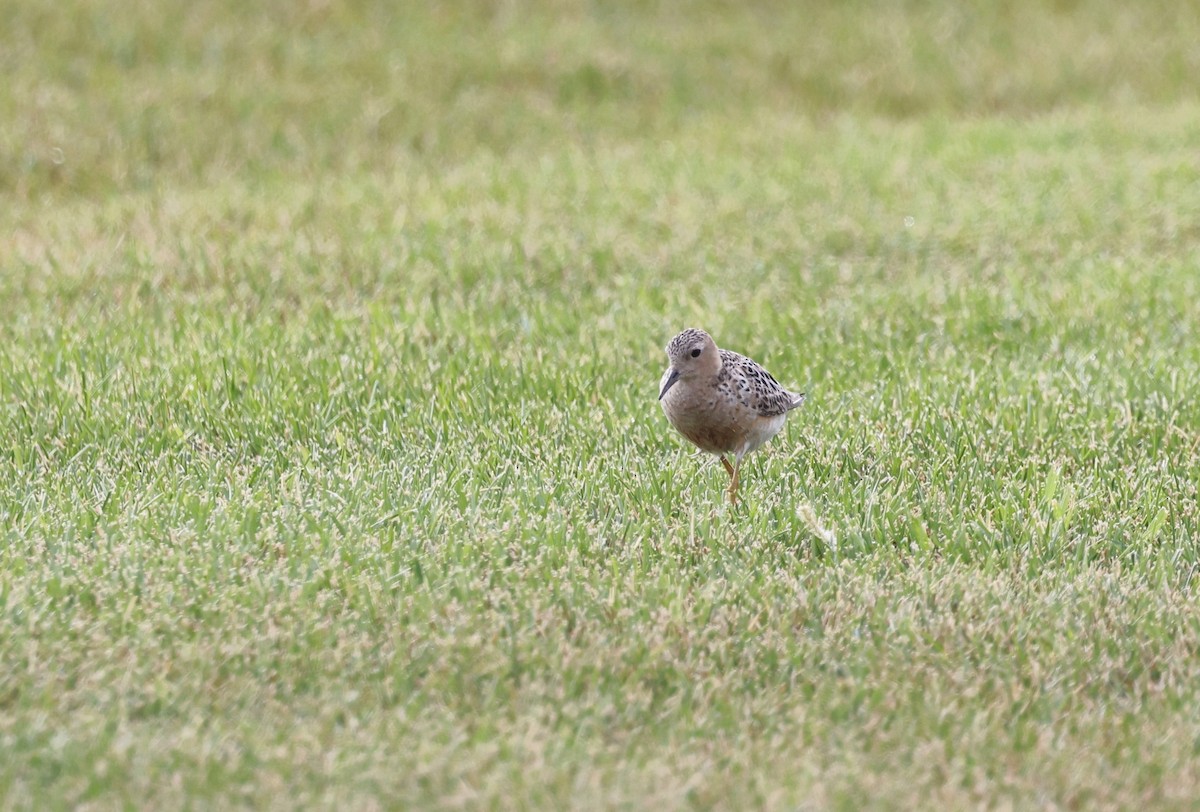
5 0 1200 808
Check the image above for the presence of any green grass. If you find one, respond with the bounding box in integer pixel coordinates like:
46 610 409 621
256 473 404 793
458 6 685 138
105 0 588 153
4 0 1200 808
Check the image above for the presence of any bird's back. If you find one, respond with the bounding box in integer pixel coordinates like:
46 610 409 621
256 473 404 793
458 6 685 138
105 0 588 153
717 349 804 417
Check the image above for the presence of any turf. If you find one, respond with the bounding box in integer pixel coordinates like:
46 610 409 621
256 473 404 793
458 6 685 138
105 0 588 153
4 0 1200 809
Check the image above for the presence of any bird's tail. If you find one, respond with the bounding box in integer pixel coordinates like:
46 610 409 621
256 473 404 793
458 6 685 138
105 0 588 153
789 392 807 410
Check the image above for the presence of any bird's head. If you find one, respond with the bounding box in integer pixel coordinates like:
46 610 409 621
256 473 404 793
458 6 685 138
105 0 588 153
659 328 720 399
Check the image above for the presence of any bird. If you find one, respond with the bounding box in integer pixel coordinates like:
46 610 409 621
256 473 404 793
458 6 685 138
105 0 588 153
658 328 805 504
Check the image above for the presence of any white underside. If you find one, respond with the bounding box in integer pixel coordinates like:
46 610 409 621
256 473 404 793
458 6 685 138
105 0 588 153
732 412 787 461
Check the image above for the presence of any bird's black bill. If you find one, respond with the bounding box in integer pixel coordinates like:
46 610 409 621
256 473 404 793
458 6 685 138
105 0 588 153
658 368 680 400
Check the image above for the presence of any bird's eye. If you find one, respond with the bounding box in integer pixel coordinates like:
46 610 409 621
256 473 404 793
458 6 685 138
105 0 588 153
690 348 702 358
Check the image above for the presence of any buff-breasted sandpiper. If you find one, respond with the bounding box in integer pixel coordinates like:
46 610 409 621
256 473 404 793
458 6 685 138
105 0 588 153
658 328 806 504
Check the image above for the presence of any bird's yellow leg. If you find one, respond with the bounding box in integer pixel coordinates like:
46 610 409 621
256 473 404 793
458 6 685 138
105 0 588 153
728 457 742 505
720 456 735 479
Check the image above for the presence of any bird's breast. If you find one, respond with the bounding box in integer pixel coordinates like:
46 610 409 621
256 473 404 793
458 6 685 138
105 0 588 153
661 384 756 455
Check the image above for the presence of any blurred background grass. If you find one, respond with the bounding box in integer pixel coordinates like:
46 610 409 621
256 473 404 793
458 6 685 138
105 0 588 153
5 0 1199 199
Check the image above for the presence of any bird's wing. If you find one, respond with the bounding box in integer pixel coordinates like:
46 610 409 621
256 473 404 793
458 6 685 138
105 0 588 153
719 349 801 418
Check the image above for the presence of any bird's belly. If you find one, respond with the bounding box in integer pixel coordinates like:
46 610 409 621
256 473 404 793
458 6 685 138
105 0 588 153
740 412 787 455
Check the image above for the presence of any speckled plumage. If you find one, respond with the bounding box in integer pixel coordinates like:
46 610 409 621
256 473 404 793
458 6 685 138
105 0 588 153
658 328 805 504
